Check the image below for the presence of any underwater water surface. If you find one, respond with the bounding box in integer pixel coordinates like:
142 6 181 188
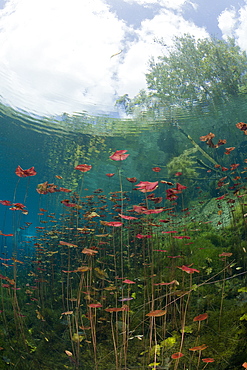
0 93 246 370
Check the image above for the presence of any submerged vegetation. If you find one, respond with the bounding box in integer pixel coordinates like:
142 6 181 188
0 121 247 370
0 34 247 370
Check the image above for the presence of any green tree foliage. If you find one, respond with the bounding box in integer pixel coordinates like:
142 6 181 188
116 34 247 115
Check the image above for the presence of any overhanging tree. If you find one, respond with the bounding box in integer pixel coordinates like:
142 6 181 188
116 34 247 115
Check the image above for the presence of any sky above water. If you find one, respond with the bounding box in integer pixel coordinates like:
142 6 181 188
0 0 246 116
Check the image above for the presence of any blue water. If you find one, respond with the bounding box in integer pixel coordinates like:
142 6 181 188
0 95 247 369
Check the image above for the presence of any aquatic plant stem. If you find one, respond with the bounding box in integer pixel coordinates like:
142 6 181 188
12 178 20 203
195 349 203 370
174 274 192 370
110 313 119 369
122 308 129 370
219 257 227 330
89 306 98 370
117 164 124 279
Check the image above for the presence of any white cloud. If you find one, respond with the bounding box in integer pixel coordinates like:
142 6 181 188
218 7 237 40
218 2 247 52
0 0 127 115
0 0 208 116
122 0 196 11
234 4 247 51
117 9 208 98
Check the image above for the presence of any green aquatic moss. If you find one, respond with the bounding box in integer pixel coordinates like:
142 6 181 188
167 147 199 178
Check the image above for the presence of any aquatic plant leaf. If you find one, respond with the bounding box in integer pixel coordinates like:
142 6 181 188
230 163 240 170
84 211 100 219
135 181 158 193
15 165 37 177
61 200 81 208
104 221 123 227
74 266 91 273
160 180 174 185
0 232 13 236
171 352 184 359
59 240 78 248
109 150 129 161
59 187 72 192
133 205 148 213
236 122 247 134
136 233 152 239
11 258 24 264
82 248 98 256
153 249 168 252
0 200 12 206
154 280 178 286
61 311 73 315
94 267 109 280
105 307 123 312
146 309 166 317
225 147 235 154
37 181 61 194
0 274 15 285
126 177 137 183
75 164 92 172
123 279 135 284
177 265 200 274
219 252 232 257
189 344 207 351
193 313 208 321
118 213 138 220
9 203 26 211
142 208 164 214
162 230 177 233
175 183 187 191
202 358 215 363
200 133 215 142
104 286 117 291
88 303 102 308
105 305 129 312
